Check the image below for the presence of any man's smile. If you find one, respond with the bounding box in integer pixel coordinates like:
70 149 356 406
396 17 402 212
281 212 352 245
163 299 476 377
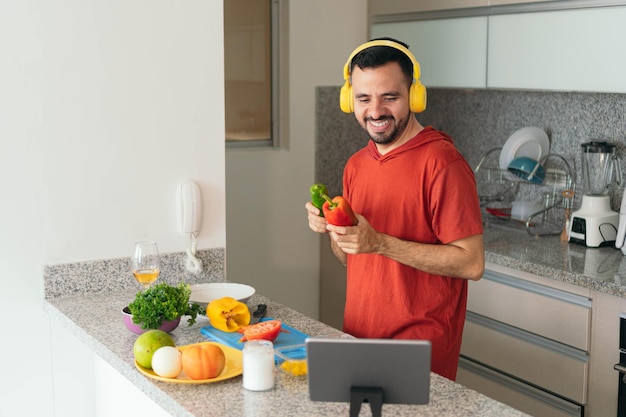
368 117 392 131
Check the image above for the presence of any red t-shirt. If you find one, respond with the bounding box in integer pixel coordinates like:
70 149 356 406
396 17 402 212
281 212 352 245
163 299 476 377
342 126 483 380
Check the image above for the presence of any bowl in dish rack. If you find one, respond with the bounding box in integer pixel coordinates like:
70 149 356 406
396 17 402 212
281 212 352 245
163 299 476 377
507 156 545 184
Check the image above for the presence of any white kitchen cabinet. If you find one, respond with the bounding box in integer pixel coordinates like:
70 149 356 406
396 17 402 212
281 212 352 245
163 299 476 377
368 0 557 15
585 290 625 417
490 0 558 4
369 0 488 16
457 357 584 417
462 315 589 403
458 262 592 416
458 262 626 417
370 4 626 93
488 6 626 93
467 268 591 350
370 17 488 88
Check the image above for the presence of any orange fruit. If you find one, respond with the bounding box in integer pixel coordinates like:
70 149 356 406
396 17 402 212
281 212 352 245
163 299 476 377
181 343 226 380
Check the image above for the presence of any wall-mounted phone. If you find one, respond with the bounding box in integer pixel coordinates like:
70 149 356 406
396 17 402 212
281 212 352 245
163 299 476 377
177 180 203 236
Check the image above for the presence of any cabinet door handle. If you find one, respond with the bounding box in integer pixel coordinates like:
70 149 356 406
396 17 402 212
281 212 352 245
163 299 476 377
615 363 626 384
614 363 626 374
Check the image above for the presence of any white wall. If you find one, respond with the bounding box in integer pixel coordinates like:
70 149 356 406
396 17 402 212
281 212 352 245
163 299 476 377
0 0 367 415
0 1 225 416
225 0 368 319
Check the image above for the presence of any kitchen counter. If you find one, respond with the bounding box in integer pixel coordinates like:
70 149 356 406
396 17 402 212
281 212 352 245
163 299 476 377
45 221 625 417
44 289 530 417
483 222 626 298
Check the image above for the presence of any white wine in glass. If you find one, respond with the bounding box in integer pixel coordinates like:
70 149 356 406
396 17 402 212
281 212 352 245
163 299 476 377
132 241 161 288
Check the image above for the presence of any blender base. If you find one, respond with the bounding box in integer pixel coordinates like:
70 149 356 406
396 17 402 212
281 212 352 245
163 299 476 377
569 195 619 247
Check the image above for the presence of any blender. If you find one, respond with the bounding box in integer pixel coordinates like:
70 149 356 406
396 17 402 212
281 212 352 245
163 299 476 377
569 141 622 247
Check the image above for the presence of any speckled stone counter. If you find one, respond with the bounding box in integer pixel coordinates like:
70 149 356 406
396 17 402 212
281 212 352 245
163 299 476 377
44 256 530 416
483 223 626 298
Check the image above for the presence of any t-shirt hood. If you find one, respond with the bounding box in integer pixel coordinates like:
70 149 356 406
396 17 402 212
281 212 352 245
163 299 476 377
367 126 454 162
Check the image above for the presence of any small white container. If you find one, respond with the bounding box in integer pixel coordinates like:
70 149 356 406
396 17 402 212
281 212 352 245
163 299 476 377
511 201 542 221
242 340 275 391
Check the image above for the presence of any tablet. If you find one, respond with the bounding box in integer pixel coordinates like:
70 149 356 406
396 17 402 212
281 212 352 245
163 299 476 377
306 338 431 406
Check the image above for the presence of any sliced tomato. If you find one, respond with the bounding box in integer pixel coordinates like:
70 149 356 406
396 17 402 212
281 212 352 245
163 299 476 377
239 320 282 342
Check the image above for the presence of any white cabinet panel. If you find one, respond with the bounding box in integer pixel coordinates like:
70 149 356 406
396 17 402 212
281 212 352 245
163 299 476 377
490 0 559 4
457 358 583 417
488 7 626 92
586 290 623 417
462 318 588 403
467 269 591 350
369 0 488 15
371 17 488 88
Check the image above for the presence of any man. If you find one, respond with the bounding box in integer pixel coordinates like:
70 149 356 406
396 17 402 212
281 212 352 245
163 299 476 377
305 38 484 380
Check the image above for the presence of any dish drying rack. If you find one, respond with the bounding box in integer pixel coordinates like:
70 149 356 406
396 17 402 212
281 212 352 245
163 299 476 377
475 148 576 238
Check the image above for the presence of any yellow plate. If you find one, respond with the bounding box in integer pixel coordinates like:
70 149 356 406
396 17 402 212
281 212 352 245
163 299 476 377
135 341 243 384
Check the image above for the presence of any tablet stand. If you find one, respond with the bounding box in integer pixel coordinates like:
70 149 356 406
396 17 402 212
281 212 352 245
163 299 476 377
349 387 383 417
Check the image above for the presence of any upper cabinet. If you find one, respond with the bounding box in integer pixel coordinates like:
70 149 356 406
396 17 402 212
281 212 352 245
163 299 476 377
369 0 557 15
370 1 626 93
371 18 488 89
488 7 626 92
369 0 488 15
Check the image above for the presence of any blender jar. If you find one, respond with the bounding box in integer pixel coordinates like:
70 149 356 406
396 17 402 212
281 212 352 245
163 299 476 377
580 141 622 196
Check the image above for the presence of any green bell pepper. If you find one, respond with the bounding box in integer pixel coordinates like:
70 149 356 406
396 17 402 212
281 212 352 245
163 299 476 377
309 183 329 217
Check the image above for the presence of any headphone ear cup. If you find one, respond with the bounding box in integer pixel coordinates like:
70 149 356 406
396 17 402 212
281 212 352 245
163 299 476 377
340 82 353 113
409 81 427 113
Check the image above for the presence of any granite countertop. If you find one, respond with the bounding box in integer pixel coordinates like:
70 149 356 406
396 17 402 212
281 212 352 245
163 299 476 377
483 222 626 298
45 289 530 417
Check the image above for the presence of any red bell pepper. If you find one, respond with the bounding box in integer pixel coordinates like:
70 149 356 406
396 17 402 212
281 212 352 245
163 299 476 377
321 194 357 226
238 319 282 343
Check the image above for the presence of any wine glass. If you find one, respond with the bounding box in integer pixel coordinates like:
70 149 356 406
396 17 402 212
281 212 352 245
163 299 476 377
132 241 161 288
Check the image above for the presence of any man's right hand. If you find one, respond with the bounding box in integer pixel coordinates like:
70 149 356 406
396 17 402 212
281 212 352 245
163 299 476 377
305 202 328 234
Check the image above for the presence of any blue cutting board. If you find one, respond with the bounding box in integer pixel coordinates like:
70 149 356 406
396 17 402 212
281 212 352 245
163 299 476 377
200 318 310 362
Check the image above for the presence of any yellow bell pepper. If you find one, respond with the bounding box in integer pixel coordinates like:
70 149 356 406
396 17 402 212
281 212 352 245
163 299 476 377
207 296 251 332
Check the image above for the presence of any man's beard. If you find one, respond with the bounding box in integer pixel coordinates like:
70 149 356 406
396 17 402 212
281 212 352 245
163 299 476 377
361 112 410 145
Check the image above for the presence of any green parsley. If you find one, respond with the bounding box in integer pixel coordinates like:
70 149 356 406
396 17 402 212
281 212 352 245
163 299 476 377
128 282 202 330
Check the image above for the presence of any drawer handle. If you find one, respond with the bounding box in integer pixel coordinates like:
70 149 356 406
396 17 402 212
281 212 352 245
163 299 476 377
614 363 626 383
614 363 626 373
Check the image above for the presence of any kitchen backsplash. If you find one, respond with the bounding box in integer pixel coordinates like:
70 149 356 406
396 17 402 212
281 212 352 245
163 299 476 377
44 248 225 299
316 87 626 212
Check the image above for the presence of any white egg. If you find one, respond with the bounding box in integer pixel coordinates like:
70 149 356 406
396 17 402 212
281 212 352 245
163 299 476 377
151 346 182 378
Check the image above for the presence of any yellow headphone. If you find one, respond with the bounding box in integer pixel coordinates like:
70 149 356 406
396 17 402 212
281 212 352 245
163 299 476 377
339 39 427 114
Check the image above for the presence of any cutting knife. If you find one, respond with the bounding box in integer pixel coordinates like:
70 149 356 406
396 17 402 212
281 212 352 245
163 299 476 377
250 304 267 324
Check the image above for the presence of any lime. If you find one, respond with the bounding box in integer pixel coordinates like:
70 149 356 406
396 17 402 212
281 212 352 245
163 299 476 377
133 329 175 369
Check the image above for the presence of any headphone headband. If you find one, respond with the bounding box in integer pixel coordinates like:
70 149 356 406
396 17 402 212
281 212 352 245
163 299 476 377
342 39 421 82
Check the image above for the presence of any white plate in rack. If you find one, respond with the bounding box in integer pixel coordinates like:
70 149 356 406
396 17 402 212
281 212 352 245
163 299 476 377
499 127 550 170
